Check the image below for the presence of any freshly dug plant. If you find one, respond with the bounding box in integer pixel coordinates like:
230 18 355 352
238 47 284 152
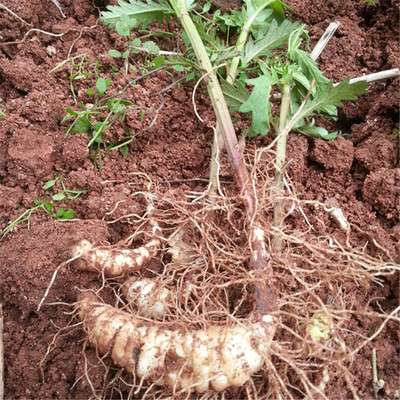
77 291 275 394
41 1 397 398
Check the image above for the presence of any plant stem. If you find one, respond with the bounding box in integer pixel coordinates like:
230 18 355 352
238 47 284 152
171 0 277 315
172 0 248 199
208 0 273 195
272 83 290 252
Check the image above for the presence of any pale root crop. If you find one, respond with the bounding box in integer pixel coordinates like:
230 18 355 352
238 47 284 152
70 238 161 276
77 292 275 394
122 277 171 320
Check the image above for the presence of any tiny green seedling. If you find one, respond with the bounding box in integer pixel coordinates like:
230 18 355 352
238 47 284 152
62 97 140 169
51 54 110 103
1 175 87 240
109 37 164 75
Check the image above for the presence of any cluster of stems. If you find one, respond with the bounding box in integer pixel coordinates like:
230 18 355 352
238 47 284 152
170 0 278 316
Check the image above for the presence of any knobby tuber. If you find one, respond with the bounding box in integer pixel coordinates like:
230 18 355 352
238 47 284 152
77 292 275 394
70 237 161 276
122 277 170 320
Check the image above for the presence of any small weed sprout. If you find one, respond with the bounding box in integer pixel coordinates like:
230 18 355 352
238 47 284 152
52 46 165 169
1 175 87 240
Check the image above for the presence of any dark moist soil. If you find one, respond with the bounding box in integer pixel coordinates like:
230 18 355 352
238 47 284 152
0 0 399 399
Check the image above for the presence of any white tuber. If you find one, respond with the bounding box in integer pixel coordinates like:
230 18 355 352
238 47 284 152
122 278 170 319
70 238 161 276
77 292 275 394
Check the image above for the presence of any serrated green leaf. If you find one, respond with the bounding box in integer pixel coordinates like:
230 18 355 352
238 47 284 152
295 78 369 125
239 71 278 136
214 9 244 31
101 0 173 30
243 0 285 33
242 19 301 66
287 25 304 52
221 79 249 113
288 48 330 87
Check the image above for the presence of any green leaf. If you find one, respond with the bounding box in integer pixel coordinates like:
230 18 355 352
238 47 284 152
120 99 134 106
122 145 129 156
142 40 160 55
243 0 286 34
61 209 74 219
202 1 211 13
108 49 122 58
45 202 54 212
186 72 195 81
295 123 339 139
221 79 249 113
122 50 130 59
173 65 185 72
239 71 278 136
152 55 165 68
96 77 108 94
287 27 330 88
115 14 136 36
56 208 65 218
43 179 57 190
300 78 369 121
86 87 96 96
52 193 66 201
242 19 301 66
101 0 173 30
71 116 92 133
289 48 330 87
65 108 78 116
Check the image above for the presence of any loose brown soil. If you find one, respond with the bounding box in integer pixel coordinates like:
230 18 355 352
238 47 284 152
0 0 398 399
